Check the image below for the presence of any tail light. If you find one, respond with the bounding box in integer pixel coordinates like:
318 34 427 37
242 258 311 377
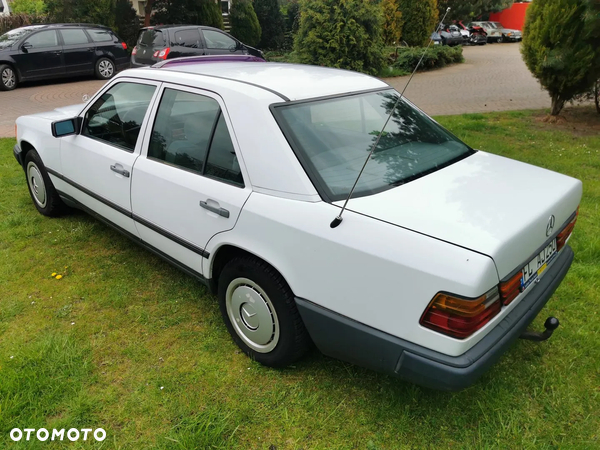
132 46 137 56
153 48 171 60
557 208 579 251
121 42 127 50
420 288 501 339
499 271 522 306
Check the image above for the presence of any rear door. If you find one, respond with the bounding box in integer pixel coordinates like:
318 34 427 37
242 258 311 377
13 30 63 79
131 84 251 275
201 29 242 56
59 28 95 74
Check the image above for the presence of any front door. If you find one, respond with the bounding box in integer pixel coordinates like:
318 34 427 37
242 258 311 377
131 84 251 276
14 30 63 79
59 79 160 236
59 28 95 74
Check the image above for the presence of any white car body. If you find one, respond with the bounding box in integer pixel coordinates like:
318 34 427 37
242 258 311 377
13 60 581 390
0 0 9 16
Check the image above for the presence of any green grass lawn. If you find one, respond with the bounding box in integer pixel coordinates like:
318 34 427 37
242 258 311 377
1 108 599 449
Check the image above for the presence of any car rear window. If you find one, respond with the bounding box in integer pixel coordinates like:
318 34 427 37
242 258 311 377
273 89 474 202
137 29 165 47
88 29 113 42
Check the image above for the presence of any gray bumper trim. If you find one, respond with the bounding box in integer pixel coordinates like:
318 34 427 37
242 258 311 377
296 246 574 391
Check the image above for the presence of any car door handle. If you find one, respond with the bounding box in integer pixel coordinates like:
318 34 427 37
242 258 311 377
110 165 130 177
199 200 229 218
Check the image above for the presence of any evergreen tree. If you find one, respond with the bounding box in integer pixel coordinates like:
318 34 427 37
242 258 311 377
254 0 285 50
437 0 513 23
294 0 385 75
230 0 261 47
115 0 140 50
397 0 438 47
381 0 403 45
521 0 600 116
152 0 223 29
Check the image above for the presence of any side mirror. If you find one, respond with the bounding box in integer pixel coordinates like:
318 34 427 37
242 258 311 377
21 43 32 52
51 117 82 138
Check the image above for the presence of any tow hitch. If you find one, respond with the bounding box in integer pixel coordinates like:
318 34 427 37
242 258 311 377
520 317 560 342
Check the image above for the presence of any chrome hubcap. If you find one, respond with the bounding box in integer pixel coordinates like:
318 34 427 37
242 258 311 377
226 278 279 353
99 60 114 78
27 162 47 208
2 67 15 88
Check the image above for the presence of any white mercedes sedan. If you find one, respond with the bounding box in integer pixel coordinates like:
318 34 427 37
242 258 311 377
13 56 581 390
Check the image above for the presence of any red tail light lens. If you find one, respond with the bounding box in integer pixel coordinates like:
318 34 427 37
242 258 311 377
420 288 501 339
155 47 170 60
121 42 127 50
132 46 137 55
557 208 579 251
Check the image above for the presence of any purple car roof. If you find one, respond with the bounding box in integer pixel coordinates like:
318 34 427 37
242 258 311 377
153 55 266 68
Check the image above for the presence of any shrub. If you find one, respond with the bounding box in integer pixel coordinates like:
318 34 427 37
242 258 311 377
114 0 141 50
398 0 438 47
381 0 403 46
45 0 115 27
0 13 48 34
294 0 385 76
230 0 262 47
521 0 600 116
9 0 47 15
254 0 285 50
152 0 223 28
391 45 463 73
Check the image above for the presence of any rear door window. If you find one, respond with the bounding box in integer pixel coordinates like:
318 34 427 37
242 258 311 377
60 29 90 45
173 29 202 48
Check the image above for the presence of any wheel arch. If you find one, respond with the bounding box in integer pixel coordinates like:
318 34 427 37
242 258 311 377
208 244 294 296
19 140 37 168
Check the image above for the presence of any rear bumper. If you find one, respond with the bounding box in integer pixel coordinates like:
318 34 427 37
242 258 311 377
296 245 574 391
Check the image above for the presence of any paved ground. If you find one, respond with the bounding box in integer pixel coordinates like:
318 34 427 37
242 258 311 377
0 44 550 138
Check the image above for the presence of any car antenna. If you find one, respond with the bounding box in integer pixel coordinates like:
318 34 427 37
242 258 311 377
330 7 451 229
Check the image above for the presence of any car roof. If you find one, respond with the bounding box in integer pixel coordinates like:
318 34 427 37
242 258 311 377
16 23 111 31
140 25 226 33
157 62 388 102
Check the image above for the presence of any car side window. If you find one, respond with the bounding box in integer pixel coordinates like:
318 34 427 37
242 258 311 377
173 29 202 48
24 30 58 48
148 88 243 186
60 29 90 46
88 29 113 43
202 29 237 50
82 82 156 151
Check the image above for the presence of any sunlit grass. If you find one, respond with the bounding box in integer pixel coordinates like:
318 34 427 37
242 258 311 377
1 107 599 448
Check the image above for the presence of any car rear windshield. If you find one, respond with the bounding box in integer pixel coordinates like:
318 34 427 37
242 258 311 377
137 29 165 47
273 89 474 202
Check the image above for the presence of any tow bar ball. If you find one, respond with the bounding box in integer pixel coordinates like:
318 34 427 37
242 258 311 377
520 317 560 342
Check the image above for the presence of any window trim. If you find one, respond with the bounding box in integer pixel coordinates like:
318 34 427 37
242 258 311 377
79 78 163 155
140 82 248 188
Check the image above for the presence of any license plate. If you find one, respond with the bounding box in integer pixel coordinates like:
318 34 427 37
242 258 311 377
521 240 558 290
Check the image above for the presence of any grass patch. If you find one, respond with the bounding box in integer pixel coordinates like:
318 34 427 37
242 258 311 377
1 108 599 448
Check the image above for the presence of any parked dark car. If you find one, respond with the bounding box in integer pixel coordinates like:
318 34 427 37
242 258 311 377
131 25 264 67
0 24 129 91
439 25 464 46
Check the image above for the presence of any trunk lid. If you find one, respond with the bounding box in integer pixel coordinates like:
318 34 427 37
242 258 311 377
340 151 582 278
134 28 166 65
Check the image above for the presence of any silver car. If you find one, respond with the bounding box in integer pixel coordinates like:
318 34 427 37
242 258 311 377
487 21 522 42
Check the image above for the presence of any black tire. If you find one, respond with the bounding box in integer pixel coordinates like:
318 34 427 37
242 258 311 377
218 256 311 368
95 57 116 80
0 64 17 91
498 35 505 43
23 149 66 217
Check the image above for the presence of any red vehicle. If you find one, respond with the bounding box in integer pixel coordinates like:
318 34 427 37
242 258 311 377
457 21 487 46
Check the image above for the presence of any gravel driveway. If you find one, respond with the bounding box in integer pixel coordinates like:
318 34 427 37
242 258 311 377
0 44 550 138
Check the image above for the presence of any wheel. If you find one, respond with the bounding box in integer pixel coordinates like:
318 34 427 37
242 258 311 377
95 57 116 80
498 35 504 43
218 256 311 367
0 64 17 91
24 149 66 217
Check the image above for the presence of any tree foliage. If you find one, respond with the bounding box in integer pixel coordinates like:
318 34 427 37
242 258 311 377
381 0 403 45
521 0 600 116
152 0 223 29
437 0 513 23
398 0 438 47
114 0 140 50
230 0 261 47
281 0 300 50
9 0 47 15
254 0 285 50
294 0 385 76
